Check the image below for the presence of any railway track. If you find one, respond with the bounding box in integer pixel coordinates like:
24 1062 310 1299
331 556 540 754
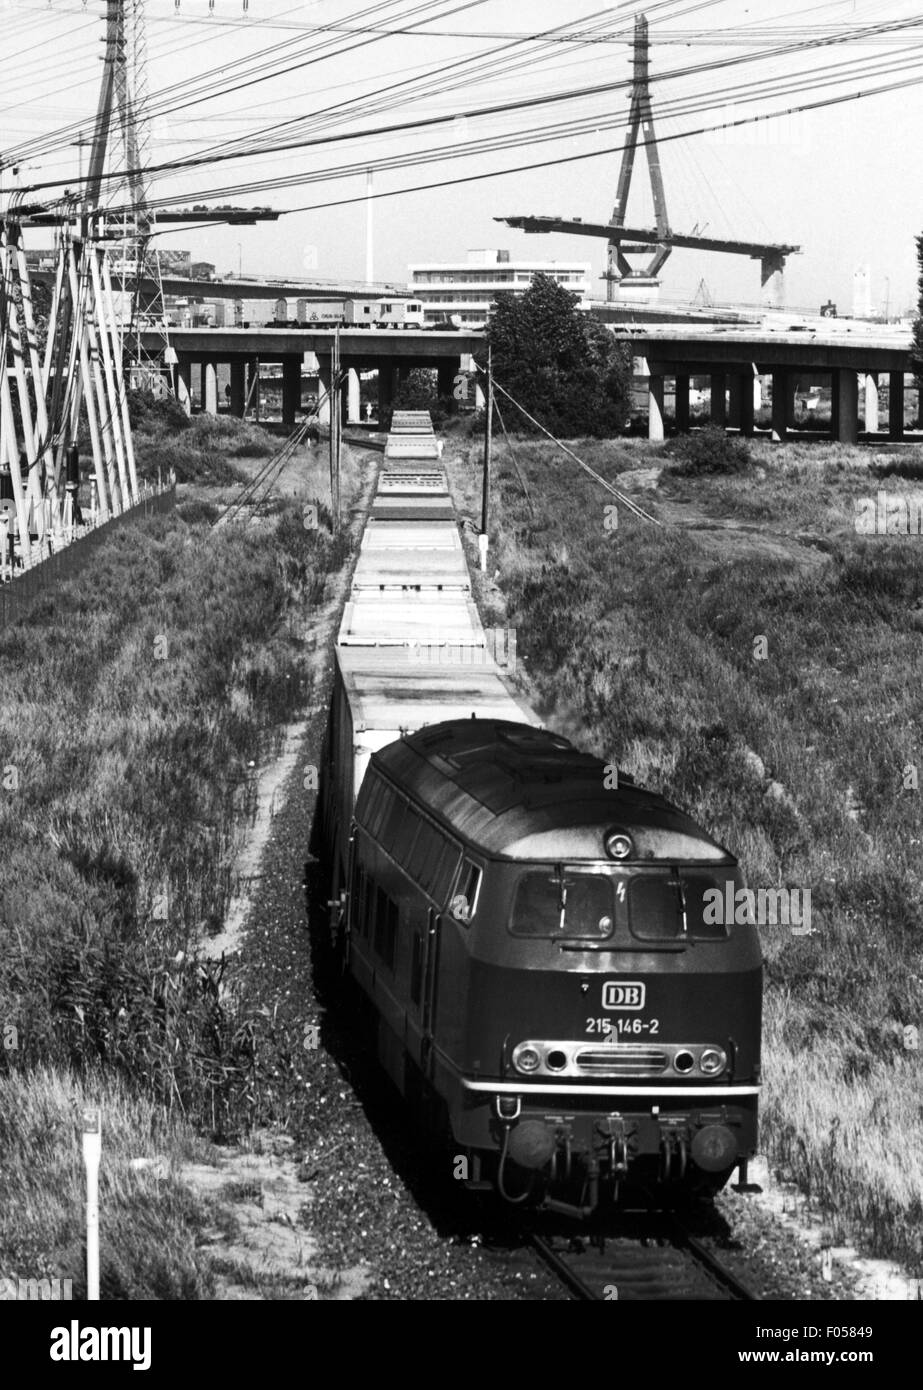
528 1219 759 1301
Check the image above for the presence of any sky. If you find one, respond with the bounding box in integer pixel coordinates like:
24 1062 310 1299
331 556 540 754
2 0 923 316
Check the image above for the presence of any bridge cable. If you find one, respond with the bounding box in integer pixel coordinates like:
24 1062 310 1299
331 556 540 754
473 363 662 527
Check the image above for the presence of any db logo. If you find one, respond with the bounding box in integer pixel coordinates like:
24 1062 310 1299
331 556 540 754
602 982 646 1010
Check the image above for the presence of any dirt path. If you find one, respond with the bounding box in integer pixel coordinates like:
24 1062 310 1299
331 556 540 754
177 454 377 1300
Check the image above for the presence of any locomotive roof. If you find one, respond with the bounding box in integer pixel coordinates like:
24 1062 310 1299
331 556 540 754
372 718 733 864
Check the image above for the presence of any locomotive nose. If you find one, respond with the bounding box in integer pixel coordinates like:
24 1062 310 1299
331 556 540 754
691 1124 738 1173
507 1120 556 1171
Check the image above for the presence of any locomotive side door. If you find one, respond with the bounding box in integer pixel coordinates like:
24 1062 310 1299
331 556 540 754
419 907 441 1077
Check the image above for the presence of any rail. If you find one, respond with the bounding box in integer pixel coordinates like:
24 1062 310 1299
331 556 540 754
529 1219 759 1302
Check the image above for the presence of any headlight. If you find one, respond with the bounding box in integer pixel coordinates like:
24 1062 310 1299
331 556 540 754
699 1047 727 1076
605 829 633 860
512 1043 541 1074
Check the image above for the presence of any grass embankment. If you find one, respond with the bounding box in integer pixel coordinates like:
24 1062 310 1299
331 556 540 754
128 390 276 485
448 430 923 1273
0 417 357 1297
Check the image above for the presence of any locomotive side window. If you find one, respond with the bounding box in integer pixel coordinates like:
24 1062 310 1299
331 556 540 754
451 859 482 925
510 867 614 938
378 792 408 856
354 863 368 938
403 807 424 873
407 817 439 886
410 932 424 1005
430 841 461 906
363 777 389 839
373 887 398 970
629 876 684 940
362 874 375 938
354 773 371 822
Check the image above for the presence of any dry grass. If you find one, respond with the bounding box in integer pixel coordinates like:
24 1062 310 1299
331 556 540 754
0 466 359 1296
447 432 923 1274
0 1066 212 1299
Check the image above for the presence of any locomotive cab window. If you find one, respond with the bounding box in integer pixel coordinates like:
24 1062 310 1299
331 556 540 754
450 859 482 925
628 873 730 942
510 866 614 939
629 875 684 941
682 872 731 940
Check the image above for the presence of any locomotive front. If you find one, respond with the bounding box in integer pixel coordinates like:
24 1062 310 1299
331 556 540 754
457 849 762 1213
379 723 763 1215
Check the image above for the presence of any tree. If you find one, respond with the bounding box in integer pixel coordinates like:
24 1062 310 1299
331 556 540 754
485 273 632 437
912 233 923 382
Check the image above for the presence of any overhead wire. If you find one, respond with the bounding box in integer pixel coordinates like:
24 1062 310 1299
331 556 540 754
87 35 923 223
18 6 923 206
0 0 773 172
2 0 488 166
475 364 661 526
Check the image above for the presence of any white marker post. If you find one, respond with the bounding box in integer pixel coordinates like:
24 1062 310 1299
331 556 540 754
81 1106 101 1301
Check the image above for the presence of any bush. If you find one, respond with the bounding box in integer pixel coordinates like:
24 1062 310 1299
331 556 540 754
126 388 191 433
665 423 752 476
188 414 275 458
177 498 220 525
132 437 246 485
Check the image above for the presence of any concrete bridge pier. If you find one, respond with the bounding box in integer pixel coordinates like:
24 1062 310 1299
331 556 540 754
282 356 302 427
727 375 741 429
203 361 218 416
771 368 788 442
347 368 362 423
760 251 786 309
832 368 858 444
648 375 665 441
229 361 246 416
727 371 755 435
437 358 457 405
247 357 261 421
863 372 879 433
889 371 904 439
177 359 192 417
786 376 798 430
740 370 756 435
674 373 690 432
376 362 394 422
710 371 726 427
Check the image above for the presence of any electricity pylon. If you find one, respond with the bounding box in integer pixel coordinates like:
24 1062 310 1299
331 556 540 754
86 0 171 392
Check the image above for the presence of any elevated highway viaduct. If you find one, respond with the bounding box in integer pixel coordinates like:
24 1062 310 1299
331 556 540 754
608 323 916 443
139 327 486 426
142 323 918 444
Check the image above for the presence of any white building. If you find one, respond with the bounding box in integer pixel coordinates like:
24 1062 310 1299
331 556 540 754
408 248 592 327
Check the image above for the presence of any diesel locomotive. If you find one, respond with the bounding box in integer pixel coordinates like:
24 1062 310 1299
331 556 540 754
318 414 762 1215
